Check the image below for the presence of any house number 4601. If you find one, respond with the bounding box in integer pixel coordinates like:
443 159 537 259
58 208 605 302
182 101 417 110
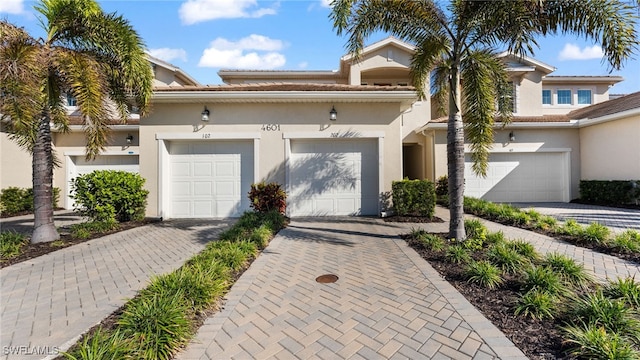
261 124 280 131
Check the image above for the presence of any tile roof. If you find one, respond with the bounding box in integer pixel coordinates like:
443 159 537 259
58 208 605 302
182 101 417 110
429 115 571 123
66 116 139 126
567 91 640 120
154 82 415 92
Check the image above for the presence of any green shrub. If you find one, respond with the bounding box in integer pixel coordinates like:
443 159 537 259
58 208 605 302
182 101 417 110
435 175 448 196
250 224 273 249
612 230 640 254
71 170 148 222
391 179 436 217
465 260 503 289
562 323 639 360
0 187 60 215
0 231 28 259
568 291 640 341
464 219 487 250
580 180 639 206
248 182 287 214
445 245 471 264
580 222 611 245
604 277 640 310
514 289 558 320
118 292 191 360
484 231 505 245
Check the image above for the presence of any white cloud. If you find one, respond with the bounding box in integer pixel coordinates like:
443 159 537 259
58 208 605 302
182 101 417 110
0 0 25 14
558 43 604 61
179 0 277 25
320 0 332 8
198 34 286 69
147 48 188 63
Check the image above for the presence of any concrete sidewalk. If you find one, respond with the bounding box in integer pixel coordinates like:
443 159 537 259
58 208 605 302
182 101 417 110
0 219 234 360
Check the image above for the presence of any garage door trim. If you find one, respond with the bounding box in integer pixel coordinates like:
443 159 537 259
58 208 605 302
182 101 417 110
157 133 260 219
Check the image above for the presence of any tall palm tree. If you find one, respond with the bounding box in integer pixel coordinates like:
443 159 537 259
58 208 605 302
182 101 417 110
331 0 638 240
0 0 153 243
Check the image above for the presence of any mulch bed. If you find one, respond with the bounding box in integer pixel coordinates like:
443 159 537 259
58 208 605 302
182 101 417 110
1 219 157 268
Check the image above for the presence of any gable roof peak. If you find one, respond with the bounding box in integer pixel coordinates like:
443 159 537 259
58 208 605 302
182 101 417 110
340 37 415 62
496 51 556 74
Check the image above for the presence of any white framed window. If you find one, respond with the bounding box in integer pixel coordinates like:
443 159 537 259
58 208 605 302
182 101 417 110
542 89 552 105
66 93 77 107
577 89 592 105
557 89 572 105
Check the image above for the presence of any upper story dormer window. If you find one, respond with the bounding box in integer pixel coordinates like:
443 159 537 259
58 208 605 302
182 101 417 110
66 93 77 107
557 90 572 105
577 89 592 105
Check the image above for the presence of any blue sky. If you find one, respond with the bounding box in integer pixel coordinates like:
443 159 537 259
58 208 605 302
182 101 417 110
2 0 639 94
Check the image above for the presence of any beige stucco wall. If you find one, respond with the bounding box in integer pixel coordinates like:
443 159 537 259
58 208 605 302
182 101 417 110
429 127 582 199
140 102 406 218
580 116 640 180
542 83 611 115
513 72 543 116
1 132 33 190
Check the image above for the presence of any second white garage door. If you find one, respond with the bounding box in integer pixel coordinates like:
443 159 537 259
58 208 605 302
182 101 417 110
464 152 568 202
289 139 378 216
169 141 253 218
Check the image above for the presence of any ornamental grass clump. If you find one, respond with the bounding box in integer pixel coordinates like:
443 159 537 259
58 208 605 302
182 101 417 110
487 243 530 275
145 267 228 312
506 239 541 262
445 244 472 264
63 328 132 360
464 219 487 251
0 231 27 259
484 230 505 246
603 277 640 310
465 260 503 289
580 222 611 245
562 323 640 360
542 252 594 289
612 230 640 254
521 265 568 297
514 289 558 320
559 219 584 237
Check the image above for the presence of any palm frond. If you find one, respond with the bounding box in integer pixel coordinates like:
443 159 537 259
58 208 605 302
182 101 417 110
411 33 450 100
461 50 510 177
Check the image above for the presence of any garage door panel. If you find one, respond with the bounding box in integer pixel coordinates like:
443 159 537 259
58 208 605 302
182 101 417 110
169 141 253 218
289 139 378 216
464 152 566 202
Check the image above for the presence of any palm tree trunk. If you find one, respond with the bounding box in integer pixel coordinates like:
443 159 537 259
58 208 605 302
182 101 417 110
447 67 466 241
31 110 59 243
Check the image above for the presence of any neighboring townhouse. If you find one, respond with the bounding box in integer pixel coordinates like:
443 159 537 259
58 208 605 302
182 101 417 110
1 37 637 217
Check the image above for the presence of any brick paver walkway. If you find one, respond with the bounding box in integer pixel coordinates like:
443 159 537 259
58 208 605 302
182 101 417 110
0 220 234 360
178 218 526 359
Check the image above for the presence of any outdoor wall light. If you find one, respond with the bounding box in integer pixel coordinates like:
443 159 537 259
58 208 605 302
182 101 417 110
509 131 516 142
329 106 337 121
201 106 210 122
126 134 133 144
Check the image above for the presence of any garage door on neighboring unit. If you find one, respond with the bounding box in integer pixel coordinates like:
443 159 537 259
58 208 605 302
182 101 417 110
67 155 140 209
288 139 378 216
464 152 568 202
169 140 253 218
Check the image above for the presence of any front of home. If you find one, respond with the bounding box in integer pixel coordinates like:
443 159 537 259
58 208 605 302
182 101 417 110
1 37 638 218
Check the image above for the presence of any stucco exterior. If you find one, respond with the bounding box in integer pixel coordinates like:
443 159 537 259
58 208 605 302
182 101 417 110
580 115 640 180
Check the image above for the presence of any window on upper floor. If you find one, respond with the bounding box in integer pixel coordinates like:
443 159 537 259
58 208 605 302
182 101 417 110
557 89 572 105
542 89 552 105
66 93 77 107
577 89 592 105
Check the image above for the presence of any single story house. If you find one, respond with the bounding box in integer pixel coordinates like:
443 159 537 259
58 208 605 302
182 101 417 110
1 38 638 218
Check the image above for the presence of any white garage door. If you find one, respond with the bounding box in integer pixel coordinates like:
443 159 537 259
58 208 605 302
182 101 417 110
68 155 139 208
464 152 568 202
289 139 378 216
169 141 253 218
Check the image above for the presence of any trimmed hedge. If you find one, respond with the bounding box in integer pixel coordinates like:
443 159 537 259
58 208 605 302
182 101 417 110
0 187 61 216
392 179 436 217
579 180 640 206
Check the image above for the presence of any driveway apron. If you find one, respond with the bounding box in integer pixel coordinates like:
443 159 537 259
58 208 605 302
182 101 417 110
179 218 526 359
0 219 234 360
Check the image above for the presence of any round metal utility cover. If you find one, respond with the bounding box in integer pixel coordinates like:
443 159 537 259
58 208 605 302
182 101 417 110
315 274 339 283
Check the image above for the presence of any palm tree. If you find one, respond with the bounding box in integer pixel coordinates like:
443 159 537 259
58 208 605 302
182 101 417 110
0 0 153 243
331 0 638 240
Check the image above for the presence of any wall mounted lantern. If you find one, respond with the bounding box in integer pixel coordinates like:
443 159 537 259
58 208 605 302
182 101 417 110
329 106 337 121
126 134 133 144
509 131 516 142
201 106 210 122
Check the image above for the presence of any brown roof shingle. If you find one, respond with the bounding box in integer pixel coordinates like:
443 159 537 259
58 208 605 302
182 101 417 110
567 91 640 120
